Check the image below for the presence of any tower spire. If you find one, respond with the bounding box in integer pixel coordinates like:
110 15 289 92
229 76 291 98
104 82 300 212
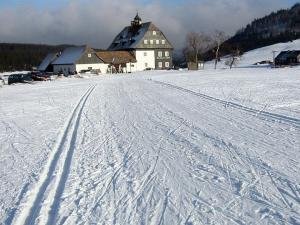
131 11 142 26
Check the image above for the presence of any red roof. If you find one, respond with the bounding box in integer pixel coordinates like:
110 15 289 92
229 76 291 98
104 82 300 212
96 51 136 64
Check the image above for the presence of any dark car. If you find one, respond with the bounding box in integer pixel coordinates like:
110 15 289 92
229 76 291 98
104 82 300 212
30 71 51 81
8 73 33 85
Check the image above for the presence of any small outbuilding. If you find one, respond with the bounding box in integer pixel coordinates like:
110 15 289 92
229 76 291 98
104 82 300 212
275 50 300 66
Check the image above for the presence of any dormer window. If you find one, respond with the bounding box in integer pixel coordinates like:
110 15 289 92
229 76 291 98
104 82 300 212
144 40 148 44
156 40 159 44
153 31 157 35
88 53 92 58
162 40 166 45
150 40 154 45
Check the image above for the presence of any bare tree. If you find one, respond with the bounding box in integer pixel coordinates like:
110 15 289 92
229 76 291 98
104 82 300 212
225 47 241 69
185 32 211 68
212 30 226 69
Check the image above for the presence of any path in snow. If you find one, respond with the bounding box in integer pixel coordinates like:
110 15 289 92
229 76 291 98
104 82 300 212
2 71 300 225
14 85 96 225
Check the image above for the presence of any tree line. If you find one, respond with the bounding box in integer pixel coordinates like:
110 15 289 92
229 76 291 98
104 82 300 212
0 43 72 72
182 3 300 69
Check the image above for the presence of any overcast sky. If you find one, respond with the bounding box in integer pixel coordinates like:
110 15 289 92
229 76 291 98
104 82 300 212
0 0 298 49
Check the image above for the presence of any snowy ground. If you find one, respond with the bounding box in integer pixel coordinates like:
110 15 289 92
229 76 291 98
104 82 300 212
0 66 299 225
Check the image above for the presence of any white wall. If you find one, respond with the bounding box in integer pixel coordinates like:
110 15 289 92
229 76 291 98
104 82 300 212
76 63 109 74
135 50 155 71
125 62 138 73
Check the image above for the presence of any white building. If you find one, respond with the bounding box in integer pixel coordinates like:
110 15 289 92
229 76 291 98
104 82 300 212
52 45 108 75
108 13 174 71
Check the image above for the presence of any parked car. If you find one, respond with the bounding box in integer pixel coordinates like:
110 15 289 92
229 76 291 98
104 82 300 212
144 67 153 71
8 73 33 85
1 75 10 84
0 77 4 87
30 71 51 81
79 69 92 74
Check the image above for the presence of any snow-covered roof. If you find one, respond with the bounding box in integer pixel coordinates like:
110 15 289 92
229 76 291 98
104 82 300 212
108 23 150 50
108 22 169 50
38 53 59 71
276 50 300 60
52 46 86 65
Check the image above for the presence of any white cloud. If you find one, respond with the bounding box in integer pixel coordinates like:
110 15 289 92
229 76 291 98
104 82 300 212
0 0 295 49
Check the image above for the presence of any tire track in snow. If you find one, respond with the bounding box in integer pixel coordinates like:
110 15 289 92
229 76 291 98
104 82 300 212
13 85 96 225
150 79 300 128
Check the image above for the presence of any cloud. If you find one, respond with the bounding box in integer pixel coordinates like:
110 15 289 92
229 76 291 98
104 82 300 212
0 0 296 49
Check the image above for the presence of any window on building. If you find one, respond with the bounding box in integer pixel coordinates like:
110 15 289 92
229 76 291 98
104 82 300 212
144 52 147 56
150 40 154 45
165 51 169 57
162 40 166 45
144 40 148 44
158 62 163 68
165 62 170 68
145 63 148 67
153 31 157 35
158 51 162 57
88 53 92 58
156 40 160 44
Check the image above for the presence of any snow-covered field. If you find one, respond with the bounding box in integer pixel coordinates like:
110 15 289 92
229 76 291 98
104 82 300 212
1 41 300 224
0 67 299 225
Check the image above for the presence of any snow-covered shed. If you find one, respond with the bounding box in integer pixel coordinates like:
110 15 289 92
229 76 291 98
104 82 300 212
275 50 300 66
52 45 108 75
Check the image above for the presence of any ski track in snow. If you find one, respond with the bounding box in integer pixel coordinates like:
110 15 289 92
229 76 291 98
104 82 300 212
13 85 96 225
51 78 300 224
1 69 300 225
149 79 300 129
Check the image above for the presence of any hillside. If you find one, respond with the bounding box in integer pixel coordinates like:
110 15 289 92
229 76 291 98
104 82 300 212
0 43 73 72
208 39 300 68
224 3 300 53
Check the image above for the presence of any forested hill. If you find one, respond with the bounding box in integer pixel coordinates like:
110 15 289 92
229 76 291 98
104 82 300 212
225 3 300 53
0 43 73 72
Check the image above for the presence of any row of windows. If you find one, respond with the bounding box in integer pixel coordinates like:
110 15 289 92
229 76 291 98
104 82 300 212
144 62 170 68
143 51 169 57
158 62 169 68
158 51 169 57
144 39 166 45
